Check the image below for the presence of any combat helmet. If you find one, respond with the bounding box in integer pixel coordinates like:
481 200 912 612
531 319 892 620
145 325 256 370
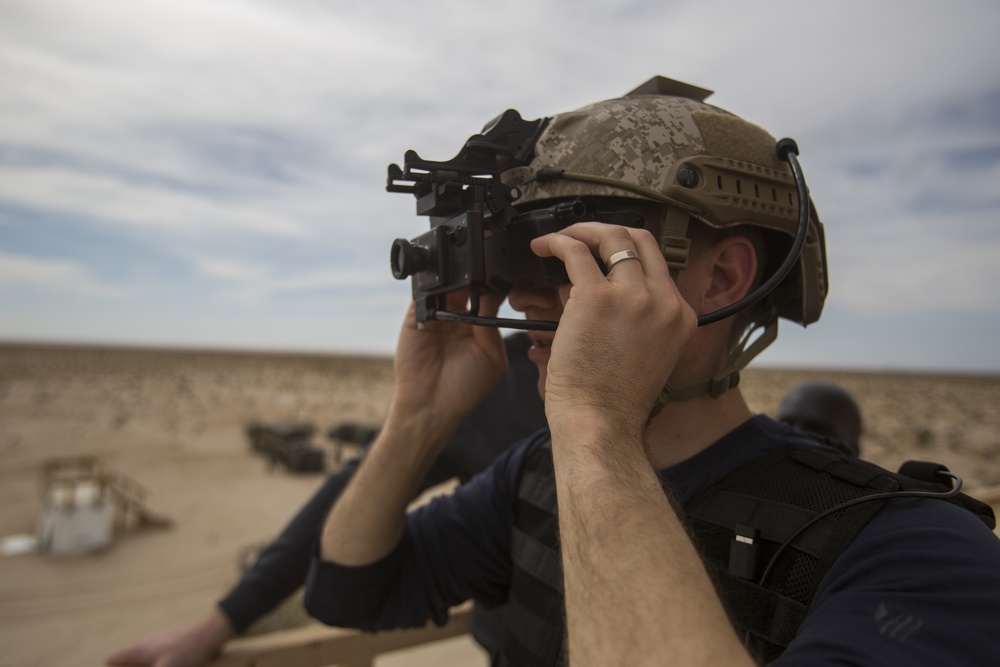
778 382 863 456
502 76 829 400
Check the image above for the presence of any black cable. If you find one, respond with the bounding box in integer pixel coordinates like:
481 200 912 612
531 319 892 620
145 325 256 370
697 140 810 326
743 471 964 650
758 472 962 589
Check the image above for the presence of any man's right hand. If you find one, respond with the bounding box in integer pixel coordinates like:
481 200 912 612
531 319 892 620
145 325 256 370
105 607 235 667
386 289 508 447
318 291 507 568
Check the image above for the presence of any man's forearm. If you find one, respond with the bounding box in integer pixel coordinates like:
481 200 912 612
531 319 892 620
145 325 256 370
551 430 753 667
318 296 508 566
319 420 442 566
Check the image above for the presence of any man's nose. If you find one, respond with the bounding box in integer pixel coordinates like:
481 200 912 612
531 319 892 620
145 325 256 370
507 285 561 314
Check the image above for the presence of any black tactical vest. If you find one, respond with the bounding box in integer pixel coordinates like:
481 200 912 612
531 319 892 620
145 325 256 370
498 441 994 666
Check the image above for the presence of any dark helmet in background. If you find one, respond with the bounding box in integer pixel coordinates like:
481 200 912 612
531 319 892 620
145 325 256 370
778 382 863 456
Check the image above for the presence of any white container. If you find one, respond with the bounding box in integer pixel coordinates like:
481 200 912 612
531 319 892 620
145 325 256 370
36 480 115 555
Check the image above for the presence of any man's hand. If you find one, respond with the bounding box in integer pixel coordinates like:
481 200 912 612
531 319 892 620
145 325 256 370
386 289 508 445
319 290 508 567
530 223 696 441
529 222 752 666
105 608 234 667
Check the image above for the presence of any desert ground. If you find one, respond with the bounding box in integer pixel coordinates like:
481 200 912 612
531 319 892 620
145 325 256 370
1 342 999 667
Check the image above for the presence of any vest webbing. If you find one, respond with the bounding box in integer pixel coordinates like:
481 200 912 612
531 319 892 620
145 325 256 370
499 440 566 667
498 440 995 666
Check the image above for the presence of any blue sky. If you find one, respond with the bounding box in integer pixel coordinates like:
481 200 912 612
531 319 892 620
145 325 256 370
1 0 999 372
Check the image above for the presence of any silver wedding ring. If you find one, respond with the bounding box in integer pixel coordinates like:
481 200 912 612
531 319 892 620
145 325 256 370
606 249 640 271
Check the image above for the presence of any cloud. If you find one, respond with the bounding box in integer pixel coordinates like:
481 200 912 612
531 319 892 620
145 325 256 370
1 0 999 368
831 232 1000 314
0 251 133 297
185 251 392 303
799 85 1000 317
0 166 315 237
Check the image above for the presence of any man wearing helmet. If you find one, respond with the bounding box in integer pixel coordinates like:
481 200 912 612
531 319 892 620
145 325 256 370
778 381 863 456
305 78 1000 665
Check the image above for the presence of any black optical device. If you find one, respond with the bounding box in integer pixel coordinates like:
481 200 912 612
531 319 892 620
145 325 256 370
387 110 811 331
387 109 575 331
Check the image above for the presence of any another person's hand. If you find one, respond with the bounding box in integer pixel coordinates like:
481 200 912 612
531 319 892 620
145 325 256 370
105 607 235 667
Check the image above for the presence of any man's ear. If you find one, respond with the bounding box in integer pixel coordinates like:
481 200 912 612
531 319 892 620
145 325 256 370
703 235 757 310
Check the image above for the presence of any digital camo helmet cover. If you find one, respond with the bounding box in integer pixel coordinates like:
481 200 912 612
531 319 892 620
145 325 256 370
502 76 828 336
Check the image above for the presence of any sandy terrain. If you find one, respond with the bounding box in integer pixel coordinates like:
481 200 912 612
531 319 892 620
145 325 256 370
1 343 998 667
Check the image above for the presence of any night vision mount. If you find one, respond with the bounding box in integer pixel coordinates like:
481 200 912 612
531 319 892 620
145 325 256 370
387 109 570 331
387 111 812 332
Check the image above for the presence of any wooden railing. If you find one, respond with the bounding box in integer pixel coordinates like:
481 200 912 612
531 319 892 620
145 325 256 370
205 603 473 667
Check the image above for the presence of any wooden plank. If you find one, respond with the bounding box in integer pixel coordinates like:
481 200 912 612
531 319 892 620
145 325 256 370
204 603 472 667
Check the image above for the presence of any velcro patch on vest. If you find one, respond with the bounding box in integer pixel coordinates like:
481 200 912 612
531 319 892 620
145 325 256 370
511 526 564 594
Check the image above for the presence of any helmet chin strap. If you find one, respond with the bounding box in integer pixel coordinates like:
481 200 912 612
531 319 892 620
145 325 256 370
647 196 781 414
647 316 778 418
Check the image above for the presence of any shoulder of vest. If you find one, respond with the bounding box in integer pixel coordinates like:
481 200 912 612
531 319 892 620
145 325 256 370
682 444 994 661
687 444 993 529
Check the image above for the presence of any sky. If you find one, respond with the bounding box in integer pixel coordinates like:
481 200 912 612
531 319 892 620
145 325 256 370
1 0 999 372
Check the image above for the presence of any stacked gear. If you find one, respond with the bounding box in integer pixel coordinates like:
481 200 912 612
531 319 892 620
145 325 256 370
500 76 828 402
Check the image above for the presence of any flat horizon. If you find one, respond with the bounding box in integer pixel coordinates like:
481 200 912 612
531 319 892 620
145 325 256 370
2 337 997 379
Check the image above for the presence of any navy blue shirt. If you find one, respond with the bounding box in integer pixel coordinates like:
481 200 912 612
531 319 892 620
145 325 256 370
219 333 545 636
305 415 1000 665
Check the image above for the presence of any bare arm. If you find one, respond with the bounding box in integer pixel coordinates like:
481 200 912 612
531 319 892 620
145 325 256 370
105 606 235 667
320 290 508 566
552 430 751 665
532 224 754 666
